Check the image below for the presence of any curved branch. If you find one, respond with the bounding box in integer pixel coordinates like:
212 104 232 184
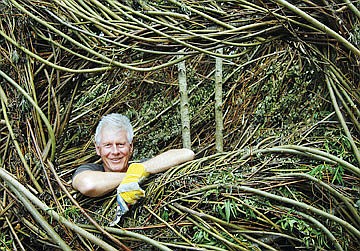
0 69 56 162
325 73 360 165
273 0 360 56
0 168 119 251
9 184 72 251
188 184 360 239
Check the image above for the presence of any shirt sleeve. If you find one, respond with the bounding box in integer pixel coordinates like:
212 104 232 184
72 163 104 180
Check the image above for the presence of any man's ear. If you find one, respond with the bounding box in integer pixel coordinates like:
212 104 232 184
95 143 101 156
130 142 133 153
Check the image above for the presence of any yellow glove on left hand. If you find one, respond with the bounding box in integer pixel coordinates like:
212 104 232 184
118 163 149 205
123 163 149 183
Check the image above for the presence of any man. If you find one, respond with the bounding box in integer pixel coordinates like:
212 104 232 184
72 113 195 203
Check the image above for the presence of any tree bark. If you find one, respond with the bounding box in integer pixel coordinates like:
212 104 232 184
215 48 224 152
178 54 191 149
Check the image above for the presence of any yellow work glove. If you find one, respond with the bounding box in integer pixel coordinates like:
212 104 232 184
117 163 149 205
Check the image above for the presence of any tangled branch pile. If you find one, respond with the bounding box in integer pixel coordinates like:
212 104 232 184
0 0 359 250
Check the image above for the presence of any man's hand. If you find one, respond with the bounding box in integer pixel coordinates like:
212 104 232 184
118 163 149 204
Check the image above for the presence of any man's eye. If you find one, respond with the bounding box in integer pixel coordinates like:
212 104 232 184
104 144 111 148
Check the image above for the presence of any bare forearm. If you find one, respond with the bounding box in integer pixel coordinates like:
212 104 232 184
143 148 195 174
72 171 126 197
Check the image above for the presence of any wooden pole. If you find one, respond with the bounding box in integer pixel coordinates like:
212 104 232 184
178 53 191 149
215 48 224 152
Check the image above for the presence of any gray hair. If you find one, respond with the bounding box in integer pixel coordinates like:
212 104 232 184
94 113 134 145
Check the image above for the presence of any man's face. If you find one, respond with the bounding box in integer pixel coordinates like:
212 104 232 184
95 127 132 172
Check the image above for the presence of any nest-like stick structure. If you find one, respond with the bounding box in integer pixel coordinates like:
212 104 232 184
0 0 359 250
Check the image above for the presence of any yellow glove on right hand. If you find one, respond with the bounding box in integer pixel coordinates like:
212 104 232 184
118 163 149 204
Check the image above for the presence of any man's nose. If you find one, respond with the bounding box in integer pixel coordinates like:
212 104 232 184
111 145 121 154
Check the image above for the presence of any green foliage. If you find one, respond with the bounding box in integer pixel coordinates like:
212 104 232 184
18 95 32 114
239 199 258 220
277 214 331 249
192 226 212 244
324 134 352 159
216 199 239 222
189 81 214 122
161 207 169 221
0 232 13 251
306 134 351 185
63 205 80 221
253 58 324 127
134 91 181 159
309 164 344 185
74 79 112 109
349 23 360 46
206 168 238 185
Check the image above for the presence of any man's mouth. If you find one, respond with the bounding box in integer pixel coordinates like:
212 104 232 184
109 158 122 163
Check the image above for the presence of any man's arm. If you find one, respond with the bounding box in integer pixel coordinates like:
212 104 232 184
142 148 195 174
72 171 126 197
72 148 195 197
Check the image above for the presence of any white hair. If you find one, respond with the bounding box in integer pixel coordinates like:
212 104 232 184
94 113 133 145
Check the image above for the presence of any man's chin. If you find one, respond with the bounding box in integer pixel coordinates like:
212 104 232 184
105 163 126 172
113 167 126 172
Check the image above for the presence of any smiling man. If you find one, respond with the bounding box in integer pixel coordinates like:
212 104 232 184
95 124 132 173
72 113 195 198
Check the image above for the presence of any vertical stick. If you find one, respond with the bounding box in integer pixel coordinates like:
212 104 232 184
325 74 360 165
215 48 224 152
178 54 191 149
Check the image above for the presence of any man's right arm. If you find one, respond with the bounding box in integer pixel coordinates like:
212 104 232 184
72 171 126 197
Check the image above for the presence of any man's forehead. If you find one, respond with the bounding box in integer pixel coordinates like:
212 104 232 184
101 125 126 133
100 127 128 140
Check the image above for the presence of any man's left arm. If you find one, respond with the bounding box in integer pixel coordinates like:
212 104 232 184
117 148 194 205
142 148 195 174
